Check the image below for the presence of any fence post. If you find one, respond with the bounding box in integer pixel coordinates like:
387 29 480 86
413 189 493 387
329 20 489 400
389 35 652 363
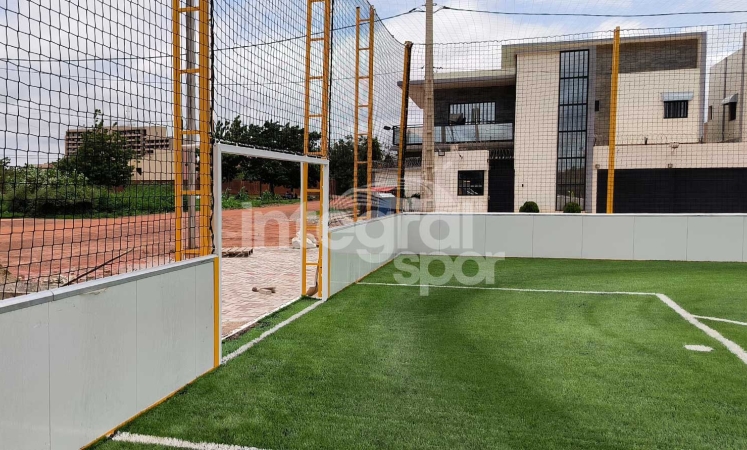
606 26 621 214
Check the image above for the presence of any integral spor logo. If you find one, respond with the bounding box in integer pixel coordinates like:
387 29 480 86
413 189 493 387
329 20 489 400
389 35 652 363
393 253 503 295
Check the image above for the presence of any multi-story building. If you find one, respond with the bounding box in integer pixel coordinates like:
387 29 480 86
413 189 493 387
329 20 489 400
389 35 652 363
64 125 173 182
705 40 746 143
393 32 747 214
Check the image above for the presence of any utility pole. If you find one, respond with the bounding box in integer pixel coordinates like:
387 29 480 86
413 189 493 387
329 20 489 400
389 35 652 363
421 0 435 212
185 0 197 248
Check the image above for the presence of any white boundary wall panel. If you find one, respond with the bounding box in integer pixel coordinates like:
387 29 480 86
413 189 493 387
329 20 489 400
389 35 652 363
686 216 745 262
330 215 400 296
0 256 217 450
582 215 635 260
0 292 52 450
485 215 533 257
397 213 747 263
532 215 583 259
633 216 689 261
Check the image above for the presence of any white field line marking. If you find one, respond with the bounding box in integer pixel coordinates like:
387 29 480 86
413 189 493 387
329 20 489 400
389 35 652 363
656 294 747 366
693 315 747 327
357 282 747 367
222 297 302 341
112 432 266 450
356 282 656 296
685 345 714 352
222 300 324 364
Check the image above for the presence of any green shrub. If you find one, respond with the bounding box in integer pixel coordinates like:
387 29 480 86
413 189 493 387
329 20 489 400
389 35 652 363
236 187 250 202
222 191 244 210
260 190 280 204
0 166 175 217
1 167 97 216
563 202 582 214
519 201 540 213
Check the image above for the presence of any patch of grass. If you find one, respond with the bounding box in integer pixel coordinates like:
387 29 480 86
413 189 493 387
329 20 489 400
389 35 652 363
365 256 747 321
92 258 747 450
222 298 317 356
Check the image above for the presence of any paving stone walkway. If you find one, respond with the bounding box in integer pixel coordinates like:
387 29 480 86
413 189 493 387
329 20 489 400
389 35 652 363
221 247 318 337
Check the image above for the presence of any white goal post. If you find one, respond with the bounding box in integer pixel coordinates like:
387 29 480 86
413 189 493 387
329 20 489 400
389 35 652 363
213 142 331 302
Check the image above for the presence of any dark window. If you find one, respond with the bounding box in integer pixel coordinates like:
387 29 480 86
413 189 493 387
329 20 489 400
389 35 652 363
595 100 600 112
708 105 713 121
449 103 495 124
729 102 738 121
556 50 589 211
664 100 688 119
457 170 485 196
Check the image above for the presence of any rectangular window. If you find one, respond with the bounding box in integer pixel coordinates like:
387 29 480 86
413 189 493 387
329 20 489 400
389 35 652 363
449 103 495 124
595 100 600 112
664 100 688 119
729 102 738 121
556 50 589 211
708 105 713 121
457 170 485 196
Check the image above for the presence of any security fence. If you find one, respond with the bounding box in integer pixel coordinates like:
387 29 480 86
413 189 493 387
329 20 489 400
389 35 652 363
2 0 747 298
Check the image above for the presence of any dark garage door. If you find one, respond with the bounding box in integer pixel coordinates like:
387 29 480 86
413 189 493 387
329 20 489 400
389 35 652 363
597 168 747 213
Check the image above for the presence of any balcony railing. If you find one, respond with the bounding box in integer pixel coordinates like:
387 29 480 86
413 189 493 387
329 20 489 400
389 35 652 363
393 122 513 146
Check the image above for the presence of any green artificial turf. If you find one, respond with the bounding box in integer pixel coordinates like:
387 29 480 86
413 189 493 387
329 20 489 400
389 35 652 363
94 257 747 450
222 298 317 357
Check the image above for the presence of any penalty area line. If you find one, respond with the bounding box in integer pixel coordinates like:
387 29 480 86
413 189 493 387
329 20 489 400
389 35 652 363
112 432 267 450
693 315 747 327
656 294 747 366
355 282 656 296
222 300 325 364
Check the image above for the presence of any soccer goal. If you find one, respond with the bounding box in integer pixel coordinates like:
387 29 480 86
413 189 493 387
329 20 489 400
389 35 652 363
213 142 330 339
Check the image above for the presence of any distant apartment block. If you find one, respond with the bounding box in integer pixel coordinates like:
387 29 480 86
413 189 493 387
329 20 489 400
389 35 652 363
64 125 174 182
392 31 747 214
705 38 747 143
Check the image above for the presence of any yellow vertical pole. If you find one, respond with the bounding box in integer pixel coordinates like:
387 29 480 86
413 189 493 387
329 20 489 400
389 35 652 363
396 42 413 214
198 0 211 255
606 26 620 214
302 0 331 297
303 0 313 157
320 0 331 158
353 7 361 222
172 0 183 261
301 163 308 295
366 5 375 219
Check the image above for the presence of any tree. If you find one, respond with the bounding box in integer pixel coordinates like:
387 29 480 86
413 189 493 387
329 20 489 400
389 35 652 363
329 135 383 195
57 110 136 187
214 118 321 191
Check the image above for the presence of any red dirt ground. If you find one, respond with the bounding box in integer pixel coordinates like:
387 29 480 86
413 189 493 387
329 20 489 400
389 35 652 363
0 201 322 293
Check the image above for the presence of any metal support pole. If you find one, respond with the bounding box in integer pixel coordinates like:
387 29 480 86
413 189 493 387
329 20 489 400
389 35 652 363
172 0 183 261
365 5 375 219
186 0 197 249
606 26 620 214
353 7 361 222
421 0 435 212
396 41 413 214
302 0 331 297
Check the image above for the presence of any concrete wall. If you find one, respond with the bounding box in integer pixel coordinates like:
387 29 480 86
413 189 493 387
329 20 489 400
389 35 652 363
131 147 175 183
514 51 560 213
329 215 400 296
0 256 217 450
705 45 745 143
613 69 703 145
398 213 747 262
434 150 489 212
590 142 747 212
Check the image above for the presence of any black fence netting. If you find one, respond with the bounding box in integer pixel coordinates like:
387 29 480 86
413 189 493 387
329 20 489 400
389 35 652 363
2 0 747 298
402 24 747 214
